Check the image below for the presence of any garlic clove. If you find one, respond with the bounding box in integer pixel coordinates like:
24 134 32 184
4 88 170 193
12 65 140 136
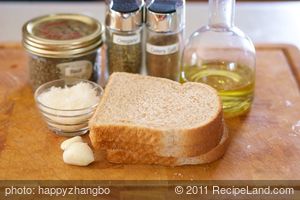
63 142 95 166
60 136 83 150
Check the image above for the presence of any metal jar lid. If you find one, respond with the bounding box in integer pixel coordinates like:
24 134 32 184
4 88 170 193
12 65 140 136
22 13 103 58
146 1 185 33
105 1 143 32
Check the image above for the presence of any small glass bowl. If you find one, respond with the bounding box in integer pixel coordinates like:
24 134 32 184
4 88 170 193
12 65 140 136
34 79 103 137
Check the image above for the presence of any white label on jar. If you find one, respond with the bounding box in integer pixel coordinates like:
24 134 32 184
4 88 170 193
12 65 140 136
113 34 141 45
146 43 179 55
57 60 93 79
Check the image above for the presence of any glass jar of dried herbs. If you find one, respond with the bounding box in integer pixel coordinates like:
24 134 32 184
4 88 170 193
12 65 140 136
145 0 185 81
105 0 143 74
22 14 104 90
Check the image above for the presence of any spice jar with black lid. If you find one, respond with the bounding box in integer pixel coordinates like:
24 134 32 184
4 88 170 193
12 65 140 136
22 13 104 90
145 0 185 81
105 0 144 74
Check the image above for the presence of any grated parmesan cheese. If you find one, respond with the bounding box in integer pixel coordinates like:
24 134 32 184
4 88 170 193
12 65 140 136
38 82 99 110
37 82 100 133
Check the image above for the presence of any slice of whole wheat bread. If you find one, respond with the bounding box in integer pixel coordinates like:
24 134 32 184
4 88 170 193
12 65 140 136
89 72 224 158
106 128 229 166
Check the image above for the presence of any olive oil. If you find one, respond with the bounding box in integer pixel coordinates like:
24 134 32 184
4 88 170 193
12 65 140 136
180 61 255 117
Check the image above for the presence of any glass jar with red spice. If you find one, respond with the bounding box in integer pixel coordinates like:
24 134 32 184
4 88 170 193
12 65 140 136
22 13 104 90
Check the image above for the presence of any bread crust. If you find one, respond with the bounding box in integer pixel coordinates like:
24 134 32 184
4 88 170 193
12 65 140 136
106 128 229 166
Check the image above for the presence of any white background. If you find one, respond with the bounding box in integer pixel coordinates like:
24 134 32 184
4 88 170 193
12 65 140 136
0 1 300 48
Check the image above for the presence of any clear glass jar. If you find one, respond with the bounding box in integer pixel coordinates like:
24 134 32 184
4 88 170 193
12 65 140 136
146 31 183 80
22 14 104 91
181 0 256 118
105 0 143 74
106 28 143 74
145 0 185 81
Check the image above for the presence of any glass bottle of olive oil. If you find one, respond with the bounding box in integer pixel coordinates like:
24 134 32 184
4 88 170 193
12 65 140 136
180 0 256 118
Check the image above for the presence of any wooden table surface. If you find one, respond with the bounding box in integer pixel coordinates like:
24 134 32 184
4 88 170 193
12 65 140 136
0 43 300 181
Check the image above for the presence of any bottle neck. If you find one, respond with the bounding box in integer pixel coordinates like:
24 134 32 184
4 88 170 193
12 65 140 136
208 0 235 28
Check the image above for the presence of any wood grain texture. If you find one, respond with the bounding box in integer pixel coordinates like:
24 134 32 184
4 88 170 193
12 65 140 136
0 43 299 180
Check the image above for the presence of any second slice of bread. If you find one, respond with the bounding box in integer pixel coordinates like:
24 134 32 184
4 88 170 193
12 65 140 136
106 128 229 166
97 139 223 157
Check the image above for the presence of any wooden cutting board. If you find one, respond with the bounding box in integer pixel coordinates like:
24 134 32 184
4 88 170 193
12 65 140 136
0 43 300 181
